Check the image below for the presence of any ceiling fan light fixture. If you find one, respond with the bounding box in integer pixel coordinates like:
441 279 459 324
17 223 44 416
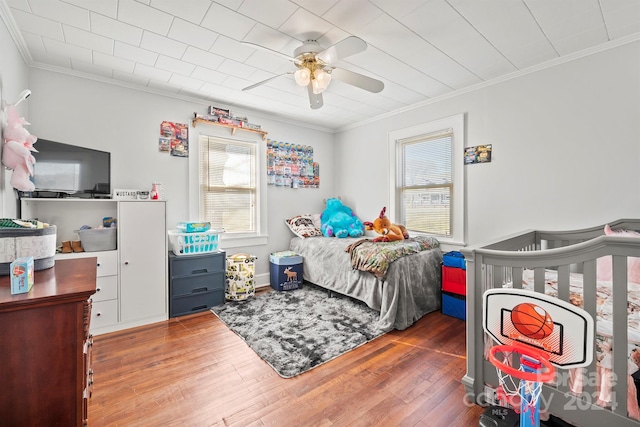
314 69 331 88
294 68 310 87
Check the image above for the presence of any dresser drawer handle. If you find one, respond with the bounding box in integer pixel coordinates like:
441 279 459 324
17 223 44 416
192 287 208 293
191 305 207 311
191 268 208 274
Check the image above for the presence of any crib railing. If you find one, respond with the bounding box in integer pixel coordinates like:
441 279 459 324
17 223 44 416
462 219 640 427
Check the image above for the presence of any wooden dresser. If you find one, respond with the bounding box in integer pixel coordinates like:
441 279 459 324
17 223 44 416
0 258 97 426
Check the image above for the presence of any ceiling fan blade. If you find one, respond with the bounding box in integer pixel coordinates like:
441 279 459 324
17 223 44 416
241 41 300 64
242 73 291 91
316 36 367 64
307 84 323 109
331 68 384 93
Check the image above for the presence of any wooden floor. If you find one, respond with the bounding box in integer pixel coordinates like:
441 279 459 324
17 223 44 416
88 302 484 426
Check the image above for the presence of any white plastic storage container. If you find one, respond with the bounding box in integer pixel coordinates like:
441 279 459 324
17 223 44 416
168 229 223 256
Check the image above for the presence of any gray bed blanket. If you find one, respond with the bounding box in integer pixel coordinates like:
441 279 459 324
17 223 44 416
289 236 443 332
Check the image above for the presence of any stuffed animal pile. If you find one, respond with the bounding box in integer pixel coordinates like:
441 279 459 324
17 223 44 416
2 104 37 192
364 207 409 242
320 198 365 238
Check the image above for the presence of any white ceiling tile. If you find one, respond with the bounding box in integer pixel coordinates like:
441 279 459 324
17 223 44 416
212 0 243 11
147 80 182 93
113 70 150 86
141 31 187 59
182 46 225 70
11 10 64 40
90 13 143 46
28 0 90 31
200 82 234 98
210 36 254 63
221 75 253 91
278 7 332 41
30 50 72 68
242 23 295 51
359 13 480 89
169 73 205 90
93 52 136 73
62 0 117 18
114 41 158 66
449 0 558 70
601 0 640 38
526 0 608 54
402 1 517 81
369 0 430 20
118 0 173 35
238 0 298 29
42 37 92 62
201 3 256 41
149 0 212 25
63 25 114 54
217 59 257 79
191 66 227 84
7 0 31 13
134 63 172 81
136 0 151 5
244 50 292 75
71 59 114 78
168 18 219 51
322 0 383 33
21 32 45 55
156 55 196 75
291 0 339 16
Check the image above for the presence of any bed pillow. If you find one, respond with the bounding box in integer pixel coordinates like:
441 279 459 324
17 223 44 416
285 214 322 238
596 225 640 283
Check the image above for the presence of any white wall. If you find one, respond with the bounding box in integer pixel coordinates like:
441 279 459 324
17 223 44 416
0 15 29 218
334 40 640 246
25 69 335 279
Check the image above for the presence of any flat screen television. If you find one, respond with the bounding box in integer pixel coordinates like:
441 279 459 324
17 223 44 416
23 139 111 198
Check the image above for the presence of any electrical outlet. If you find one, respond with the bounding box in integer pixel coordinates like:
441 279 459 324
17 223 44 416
484 385 499 406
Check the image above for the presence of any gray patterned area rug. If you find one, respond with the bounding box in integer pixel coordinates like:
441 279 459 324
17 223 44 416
210 284 385 378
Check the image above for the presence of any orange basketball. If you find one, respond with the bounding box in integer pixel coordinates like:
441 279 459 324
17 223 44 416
510 303 554 339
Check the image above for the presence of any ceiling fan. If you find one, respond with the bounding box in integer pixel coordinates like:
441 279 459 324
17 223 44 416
241 36 384 109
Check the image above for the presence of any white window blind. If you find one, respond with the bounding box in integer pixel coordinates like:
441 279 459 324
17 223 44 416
399 129 453 236
199 135 257 233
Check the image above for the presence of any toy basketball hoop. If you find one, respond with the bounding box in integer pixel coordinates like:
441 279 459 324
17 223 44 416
489 344 555 426
482 288 595 427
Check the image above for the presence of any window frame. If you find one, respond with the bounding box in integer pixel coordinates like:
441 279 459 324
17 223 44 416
190 128 267 249
388 113 465 246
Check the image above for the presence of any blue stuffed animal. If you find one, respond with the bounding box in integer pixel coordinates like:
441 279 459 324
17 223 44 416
320 198 365 238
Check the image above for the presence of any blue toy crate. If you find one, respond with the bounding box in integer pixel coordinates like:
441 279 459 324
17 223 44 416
442 291 466 320
443 251 466 270
168 229 222 256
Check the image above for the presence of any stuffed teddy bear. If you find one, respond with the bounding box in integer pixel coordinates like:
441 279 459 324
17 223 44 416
2 104 37 192
363 207 409 242
320 198 365 238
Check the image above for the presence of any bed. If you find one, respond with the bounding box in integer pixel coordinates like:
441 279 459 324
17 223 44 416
461 219 640 427
288 235 443 332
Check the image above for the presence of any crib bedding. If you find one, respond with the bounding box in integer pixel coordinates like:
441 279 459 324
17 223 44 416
289 236 443 332
510 268 640 420
513 269 640 345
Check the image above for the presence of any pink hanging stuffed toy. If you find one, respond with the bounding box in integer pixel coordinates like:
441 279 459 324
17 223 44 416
2 104 37 191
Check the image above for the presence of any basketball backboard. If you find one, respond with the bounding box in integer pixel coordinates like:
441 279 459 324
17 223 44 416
483 288 594 368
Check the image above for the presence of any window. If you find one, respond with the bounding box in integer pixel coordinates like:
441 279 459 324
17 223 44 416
199 135 257 234
399 129 453 236
389 114 465 245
